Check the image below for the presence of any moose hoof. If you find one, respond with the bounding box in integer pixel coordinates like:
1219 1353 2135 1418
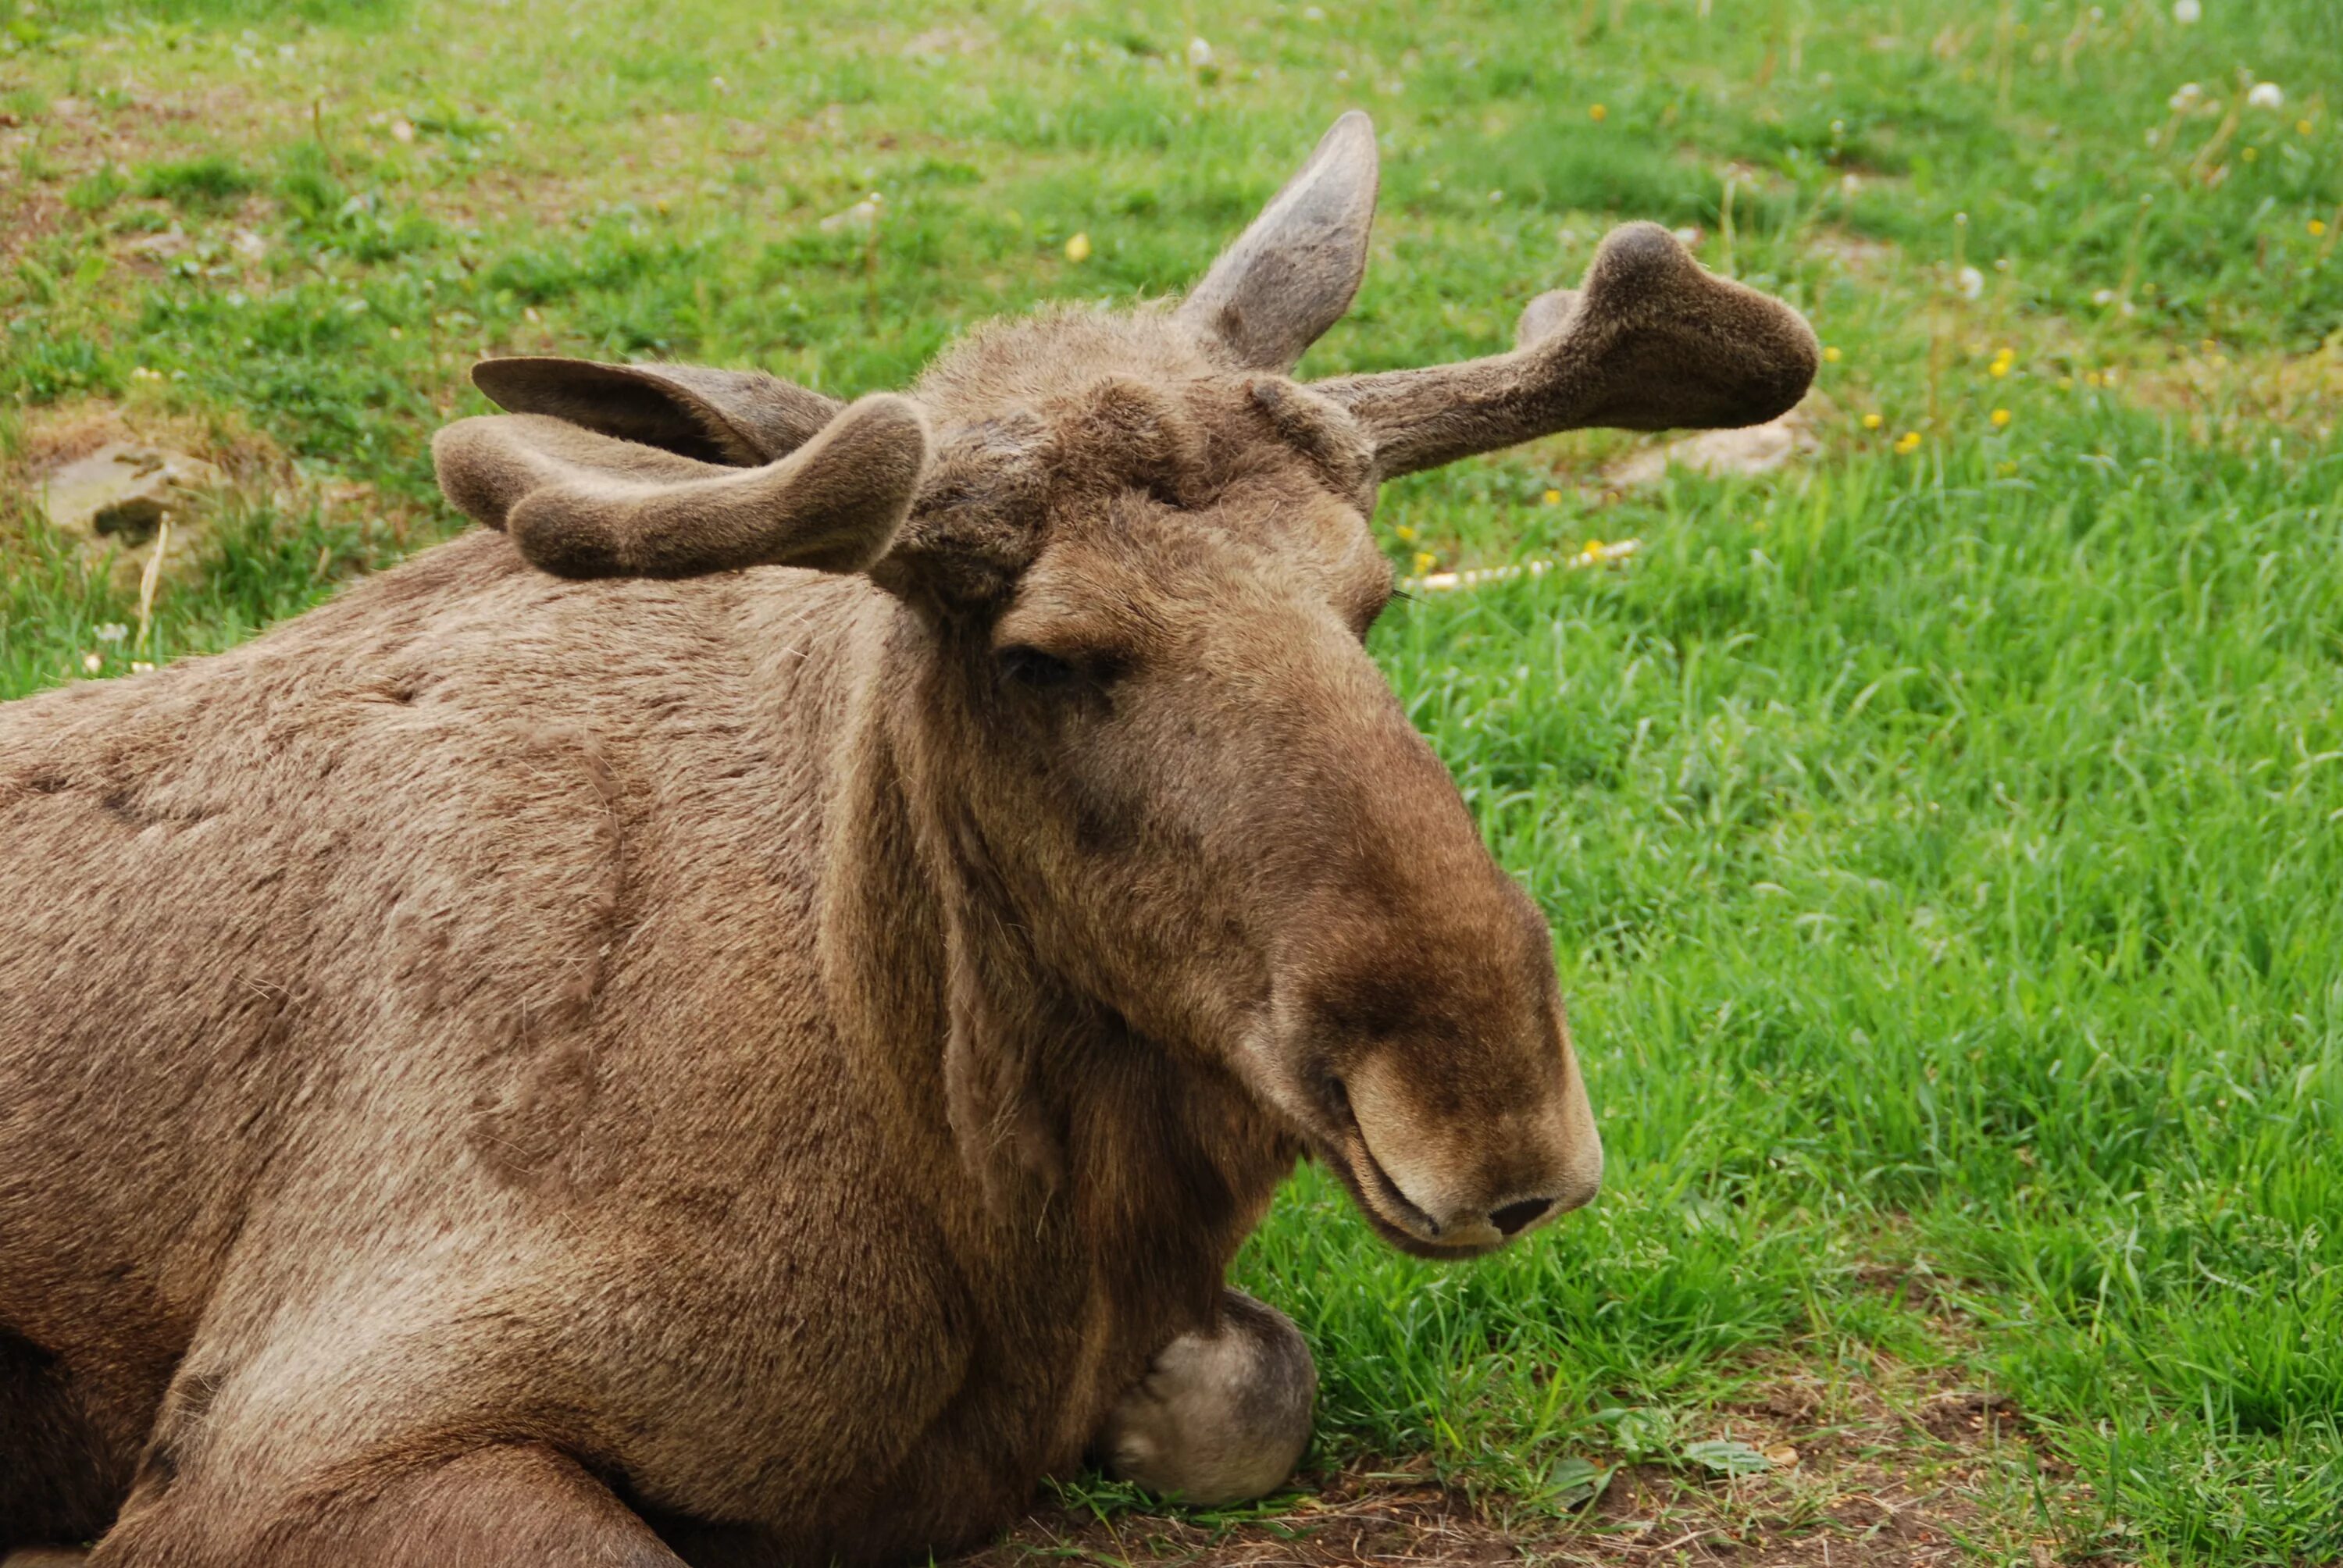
1097 1289 1316 1506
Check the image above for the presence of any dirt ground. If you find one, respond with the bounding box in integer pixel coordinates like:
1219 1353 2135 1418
953 1374 2071 1567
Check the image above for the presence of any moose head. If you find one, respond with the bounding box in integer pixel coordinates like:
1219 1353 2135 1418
433 113 1816 1258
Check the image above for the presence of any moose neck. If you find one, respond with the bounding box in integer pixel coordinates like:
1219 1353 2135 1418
811 600 1295 1354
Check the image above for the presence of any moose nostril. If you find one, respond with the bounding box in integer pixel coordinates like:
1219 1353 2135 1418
1489 1197 1556 1237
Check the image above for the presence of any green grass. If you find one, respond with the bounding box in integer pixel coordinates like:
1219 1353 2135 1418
4 0 2341 1561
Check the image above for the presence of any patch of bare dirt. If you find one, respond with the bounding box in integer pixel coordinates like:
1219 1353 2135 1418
1807 226 1899 276
2125 338 2343 445
0 80 261 269
952 1358 2080 1567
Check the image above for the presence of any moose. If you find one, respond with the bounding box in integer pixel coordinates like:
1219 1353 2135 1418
0 113 1814 1565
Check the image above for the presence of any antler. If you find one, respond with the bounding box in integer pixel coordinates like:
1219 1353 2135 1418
432 395 929 579
1314 223 1818 479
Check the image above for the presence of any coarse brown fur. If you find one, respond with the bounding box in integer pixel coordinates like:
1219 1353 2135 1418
0 115 1814 1566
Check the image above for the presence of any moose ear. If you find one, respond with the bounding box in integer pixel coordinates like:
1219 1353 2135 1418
1176 111 1380 373
433 394 928 579
473 357 843 467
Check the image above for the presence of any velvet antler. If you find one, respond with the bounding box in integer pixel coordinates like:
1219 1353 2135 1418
1314 222 1818 479
432 395 929 579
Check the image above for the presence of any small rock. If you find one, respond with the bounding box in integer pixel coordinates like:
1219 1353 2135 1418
818 195 882 233
127 225 191 259
1603 415 1812 488
37 442 223 546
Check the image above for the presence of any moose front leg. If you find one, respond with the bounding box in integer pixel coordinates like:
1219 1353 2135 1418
1096 1289 1316 1507
91 1444 685 1568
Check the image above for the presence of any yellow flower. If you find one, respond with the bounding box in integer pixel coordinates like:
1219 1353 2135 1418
1395 524 1417 543
1065 232 1092 262
1542 488 1562 505
1822 345 1842 363
1894 430 1922 454
1990 408 2011 428
1411 551 1437 575
1589 104 1607 122
2313 219 2330 237
1860 412 1884 430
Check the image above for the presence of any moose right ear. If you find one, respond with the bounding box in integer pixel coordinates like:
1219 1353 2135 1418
472 357 843 467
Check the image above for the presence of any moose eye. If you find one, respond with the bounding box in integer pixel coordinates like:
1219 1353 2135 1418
997 645 1080 691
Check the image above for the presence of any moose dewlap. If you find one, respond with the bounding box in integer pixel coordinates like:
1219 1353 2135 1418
0 114 1813 1566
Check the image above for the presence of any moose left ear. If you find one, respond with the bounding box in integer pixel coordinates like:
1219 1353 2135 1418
473 357 843 467
1177 112 1380 373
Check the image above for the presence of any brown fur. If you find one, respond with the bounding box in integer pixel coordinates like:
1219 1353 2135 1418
0 114 1813 1566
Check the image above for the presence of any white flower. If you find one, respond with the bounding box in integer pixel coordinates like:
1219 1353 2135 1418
1186 37 1212 68
2171 0 2200 21
2248 82 2284 110
1956 265 1985 300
